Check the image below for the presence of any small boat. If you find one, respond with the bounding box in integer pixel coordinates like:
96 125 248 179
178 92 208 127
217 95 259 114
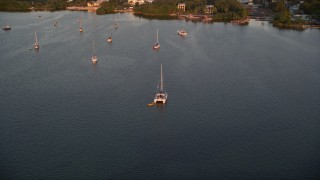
107 32 112 42
92 54 97 64
107 36 112 42
147 102 155 107
91 39 98 64
79 17 83 32
177 29 187 36
3 24 11 31
152 28 160 50
154 64 168 104
34 31 40 50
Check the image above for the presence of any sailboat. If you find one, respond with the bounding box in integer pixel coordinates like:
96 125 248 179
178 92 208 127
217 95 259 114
114 14 118 29
154 64 168 104
3 24 11 31
91 39 98 64
79 17 83 32
34 31 39 50
152 28 160 49
107 32 112 42
177 29 187 36
53 20 58 27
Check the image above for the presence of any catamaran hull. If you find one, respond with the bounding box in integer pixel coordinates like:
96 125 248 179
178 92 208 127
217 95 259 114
154 94 168 104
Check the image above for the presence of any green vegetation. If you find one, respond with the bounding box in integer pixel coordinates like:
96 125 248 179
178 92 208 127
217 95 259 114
300 0 320 15
134 0 177 15
44 0 68 10
133 0 247 20
214 0 247 19
177 0 207 14
97 0 129 15
271 1 293 26
0 0 70 11
0 0 31 11
270 1 307 28
66 0 87 7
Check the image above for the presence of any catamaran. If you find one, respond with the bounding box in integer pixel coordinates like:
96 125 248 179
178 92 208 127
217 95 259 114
154 64 168 104
91 39 97 64
34 32 39 50
152 28 160 49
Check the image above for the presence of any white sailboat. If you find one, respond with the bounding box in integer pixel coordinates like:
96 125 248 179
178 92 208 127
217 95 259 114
91 39 98 64
107 32 112 42
152 28 160 49
114 14 118 29
3 24 11 31
79 17 83 32
177 29 187 36
34 31 39 50
154 64 168 104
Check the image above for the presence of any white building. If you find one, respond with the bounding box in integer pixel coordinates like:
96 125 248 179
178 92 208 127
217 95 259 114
177 3 186 12
205 5 214 14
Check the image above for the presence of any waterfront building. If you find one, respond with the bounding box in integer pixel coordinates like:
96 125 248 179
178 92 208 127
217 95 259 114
177 3 186 12
205 5 214 14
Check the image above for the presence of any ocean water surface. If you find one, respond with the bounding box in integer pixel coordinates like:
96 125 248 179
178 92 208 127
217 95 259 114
0 11 320 179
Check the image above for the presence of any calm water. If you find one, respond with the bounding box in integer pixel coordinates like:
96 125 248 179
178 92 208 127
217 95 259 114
1 11 320 179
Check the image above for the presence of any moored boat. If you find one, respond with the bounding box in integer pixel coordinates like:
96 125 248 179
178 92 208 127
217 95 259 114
3 24 11 31
154 64 168 104
91 39 98 64
79 17 83 32
107 32 112 42
177 29 187 36
152 28 160 49
34 32 40 50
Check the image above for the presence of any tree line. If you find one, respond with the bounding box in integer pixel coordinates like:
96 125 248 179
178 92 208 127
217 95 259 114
0 0 90 11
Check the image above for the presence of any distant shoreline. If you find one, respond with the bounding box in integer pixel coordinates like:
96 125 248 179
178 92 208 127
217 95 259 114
1 9 317 30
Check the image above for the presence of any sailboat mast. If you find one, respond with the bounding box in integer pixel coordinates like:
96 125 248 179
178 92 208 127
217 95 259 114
35 32 38 44
156 28 159 43
160 64 163 91
92 39 95 55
